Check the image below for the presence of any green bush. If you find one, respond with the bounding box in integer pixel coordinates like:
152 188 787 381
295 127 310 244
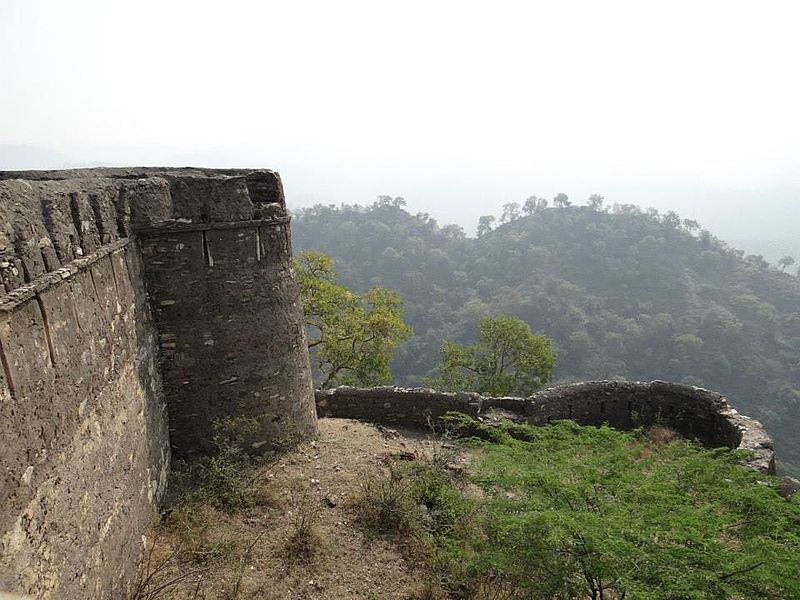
433 416 800 599
350 415 799 598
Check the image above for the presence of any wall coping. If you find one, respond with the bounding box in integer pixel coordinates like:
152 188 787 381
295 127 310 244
0 168 288 297
0 239 129 313
133 216 290 235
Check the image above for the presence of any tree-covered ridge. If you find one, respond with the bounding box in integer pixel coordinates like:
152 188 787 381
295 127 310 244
290 198 800 474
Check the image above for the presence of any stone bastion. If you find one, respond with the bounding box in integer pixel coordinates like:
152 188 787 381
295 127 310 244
0 168 316 599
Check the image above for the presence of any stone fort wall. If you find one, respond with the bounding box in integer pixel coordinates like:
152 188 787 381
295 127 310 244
316 381 776 474
0 168 316 598
0 238 168 599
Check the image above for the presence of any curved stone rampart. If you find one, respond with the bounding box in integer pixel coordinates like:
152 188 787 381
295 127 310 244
315 380 775 474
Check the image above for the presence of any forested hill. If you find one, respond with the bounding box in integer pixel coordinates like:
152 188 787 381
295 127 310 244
291 199 800 475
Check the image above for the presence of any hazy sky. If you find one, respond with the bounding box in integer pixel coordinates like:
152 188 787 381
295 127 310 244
1 0 798 251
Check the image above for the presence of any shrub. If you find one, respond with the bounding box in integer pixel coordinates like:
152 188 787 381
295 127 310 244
286 481 322 559
353 462 421 535
169 416 275 514
429 415 800 600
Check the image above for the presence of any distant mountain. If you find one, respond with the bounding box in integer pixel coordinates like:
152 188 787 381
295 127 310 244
728 234 800 267
292 201 800 475
0 144 74 170
691 189 799 264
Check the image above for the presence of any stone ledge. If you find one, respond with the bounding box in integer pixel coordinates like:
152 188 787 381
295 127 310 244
133 216 290 235
0 239 129 313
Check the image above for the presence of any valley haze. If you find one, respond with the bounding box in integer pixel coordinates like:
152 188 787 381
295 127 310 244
2 1 800 594
1 0 799 262
1 143 797 264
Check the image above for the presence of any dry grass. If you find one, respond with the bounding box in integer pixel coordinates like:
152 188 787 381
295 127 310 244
353 462 421 535
285 480 322 560
645 425 679 446
131 419 442 599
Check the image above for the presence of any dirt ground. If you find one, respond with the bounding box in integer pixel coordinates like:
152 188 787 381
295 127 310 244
134 418 451 600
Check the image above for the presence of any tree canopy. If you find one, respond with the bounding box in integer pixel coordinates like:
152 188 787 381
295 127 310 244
294 250 411 388
291 197 800 475
778 255 796 272
426 314 556 396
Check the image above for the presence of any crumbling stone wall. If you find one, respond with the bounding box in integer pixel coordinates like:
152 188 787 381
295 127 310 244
0 168 317 598
316 381 776 474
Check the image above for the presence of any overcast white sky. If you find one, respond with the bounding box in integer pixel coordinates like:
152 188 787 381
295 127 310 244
1 0 798 252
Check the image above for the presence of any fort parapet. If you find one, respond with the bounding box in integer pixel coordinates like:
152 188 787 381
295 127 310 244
0 168 316 598
316 381 776 475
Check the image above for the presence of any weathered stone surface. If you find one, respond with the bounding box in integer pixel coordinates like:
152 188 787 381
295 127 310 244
778 476 800 500
316 385 485 427
139 220 317 456
316 381 777 475
0 243 169 599
0 169 287 294
0 167 315 598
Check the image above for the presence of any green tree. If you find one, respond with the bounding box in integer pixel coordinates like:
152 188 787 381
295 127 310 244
427 314 556 396
441 224 466 239
778 255 795 272
477 215 496 237
522 196 548 215
587 194 605 211
294 251 411 388
682 218 700 233
373 195 406 209
553 193 571 208
500 202 521 223
745 254 770 270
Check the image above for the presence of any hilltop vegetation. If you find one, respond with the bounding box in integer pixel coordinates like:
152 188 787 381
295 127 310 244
399 416 800 599
132 418 800 600
291 198 800 474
